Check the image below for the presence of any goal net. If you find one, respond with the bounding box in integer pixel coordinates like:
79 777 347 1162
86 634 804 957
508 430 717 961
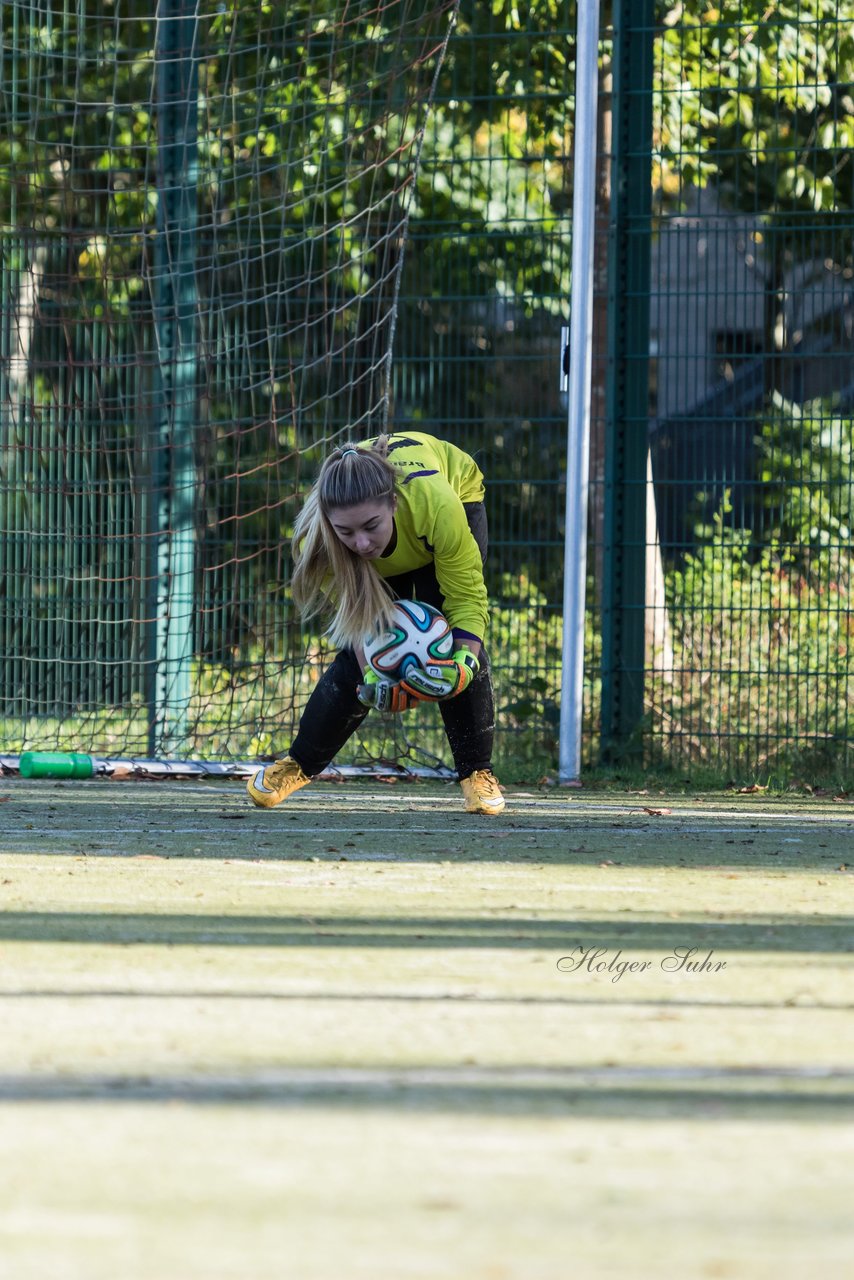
0 0 459 772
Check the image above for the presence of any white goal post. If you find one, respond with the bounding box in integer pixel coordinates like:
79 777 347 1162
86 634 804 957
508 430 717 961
559 0 601 783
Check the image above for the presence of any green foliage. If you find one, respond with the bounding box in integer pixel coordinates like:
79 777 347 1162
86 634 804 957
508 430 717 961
655 1 854 268
757 393 854 564
491 571 563 754
407 0 572 311
662 397 854 776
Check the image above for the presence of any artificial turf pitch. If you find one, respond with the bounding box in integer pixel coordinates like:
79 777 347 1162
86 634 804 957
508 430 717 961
0 778 852 1279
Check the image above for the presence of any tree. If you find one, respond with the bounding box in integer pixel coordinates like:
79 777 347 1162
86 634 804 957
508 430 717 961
656 2 853 225
655 0 853 358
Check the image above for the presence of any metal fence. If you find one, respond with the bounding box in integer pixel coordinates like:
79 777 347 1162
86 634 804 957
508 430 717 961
1 1 851 778
601 1 853 777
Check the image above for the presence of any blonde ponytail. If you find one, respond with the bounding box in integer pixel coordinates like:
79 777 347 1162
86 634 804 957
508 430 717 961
291 436 400 649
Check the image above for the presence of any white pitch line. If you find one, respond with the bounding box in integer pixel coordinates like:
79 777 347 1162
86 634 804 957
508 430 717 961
1 822 850 841
2 825 571 838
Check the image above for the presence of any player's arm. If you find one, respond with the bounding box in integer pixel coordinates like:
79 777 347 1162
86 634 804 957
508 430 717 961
357 481 487 710
426 491 489 645
394 491 485 701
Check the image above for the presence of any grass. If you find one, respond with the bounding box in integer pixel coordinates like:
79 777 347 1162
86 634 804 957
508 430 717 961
0 778 852 1279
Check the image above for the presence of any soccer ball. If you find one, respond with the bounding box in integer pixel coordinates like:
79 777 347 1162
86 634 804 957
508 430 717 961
364 600 454 682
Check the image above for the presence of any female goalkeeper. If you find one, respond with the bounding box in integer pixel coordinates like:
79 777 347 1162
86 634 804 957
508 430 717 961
246 431 504 815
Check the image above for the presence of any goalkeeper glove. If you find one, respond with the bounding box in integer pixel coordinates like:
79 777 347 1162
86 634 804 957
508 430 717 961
357 669 419 714
399 648 480 702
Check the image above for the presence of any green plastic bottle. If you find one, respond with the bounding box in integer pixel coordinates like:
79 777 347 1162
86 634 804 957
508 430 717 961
19 752 94 779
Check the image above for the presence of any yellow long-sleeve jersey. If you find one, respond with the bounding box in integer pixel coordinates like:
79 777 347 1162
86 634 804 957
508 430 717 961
363 432 489 644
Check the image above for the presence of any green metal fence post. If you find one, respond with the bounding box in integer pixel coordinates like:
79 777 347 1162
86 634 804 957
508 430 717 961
147 0 199 757
600 0 654 763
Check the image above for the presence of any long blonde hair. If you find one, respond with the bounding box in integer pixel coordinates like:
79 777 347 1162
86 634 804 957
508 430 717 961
291 435 400 649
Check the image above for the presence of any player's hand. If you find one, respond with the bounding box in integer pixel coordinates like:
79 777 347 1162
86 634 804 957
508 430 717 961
399 648 480 702
357 669 419 714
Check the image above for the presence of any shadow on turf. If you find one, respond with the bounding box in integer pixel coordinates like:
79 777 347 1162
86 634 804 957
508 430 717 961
2 829 851 869
4 783 854 871
0 910 850 954
2 989 853 1014
0 1069 852 1118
